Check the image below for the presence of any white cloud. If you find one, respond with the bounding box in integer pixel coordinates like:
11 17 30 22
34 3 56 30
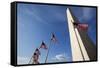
51 53 67 62
17 56 30 65
55 54 66 60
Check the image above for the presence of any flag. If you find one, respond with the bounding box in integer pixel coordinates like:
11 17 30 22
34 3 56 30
39 41 47 49
33 52 39 64
73 23 88 31
51 33 57 42
78 23 88 30
34 48 41 55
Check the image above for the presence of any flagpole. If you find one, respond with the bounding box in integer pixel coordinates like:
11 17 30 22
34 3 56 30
28 53 34 64
45 40 51 63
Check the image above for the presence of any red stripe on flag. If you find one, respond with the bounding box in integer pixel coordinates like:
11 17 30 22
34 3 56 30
73 22 88 31
77 23 88 31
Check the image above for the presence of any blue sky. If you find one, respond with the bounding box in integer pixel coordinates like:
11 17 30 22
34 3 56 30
17 3 96 64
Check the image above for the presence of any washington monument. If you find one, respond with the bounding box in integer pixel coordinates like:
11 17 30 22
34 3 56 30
66 8 97 61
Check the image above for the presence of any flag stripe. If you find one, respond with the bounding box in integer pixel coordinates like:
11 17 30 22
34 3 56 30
73 23 88 31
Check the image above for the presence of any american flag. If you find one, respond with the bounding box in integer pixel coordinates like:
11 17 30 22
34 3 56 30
34 48 41 55
39 41 47 49
73 22 88 31
51 33 57 42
